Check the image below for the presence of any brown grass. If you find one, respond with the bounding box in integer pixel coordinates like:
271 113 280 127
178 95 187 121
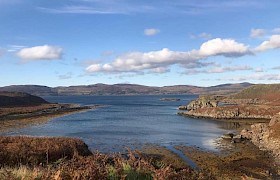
0 136 213 180
0 136 92 166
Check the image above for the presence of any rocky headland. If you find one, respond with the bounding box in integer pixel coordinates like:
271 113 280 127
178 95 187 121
178 84 280 120
179 84 280 164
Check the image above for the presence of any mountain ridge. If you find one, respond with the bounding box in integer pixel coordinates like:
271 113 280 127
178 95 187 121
0 83 254 96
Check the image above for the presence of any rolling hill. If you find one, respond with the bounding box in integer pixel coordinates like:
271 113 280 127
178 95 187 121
0 83 253 96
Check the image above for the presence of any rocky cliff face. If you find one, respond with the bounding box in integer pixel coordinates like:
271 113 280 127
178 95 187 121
241 114 280 163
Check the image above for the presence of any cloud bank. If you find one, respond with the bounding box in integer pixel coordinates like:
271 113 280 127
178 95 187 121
17 45 63 62
86 38 251 74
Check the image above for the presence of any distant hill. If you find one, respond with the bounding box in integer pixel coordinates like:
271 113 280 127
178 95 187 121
231 84 280 101
0 83 254 96
0 91 49 107
0 85 57 96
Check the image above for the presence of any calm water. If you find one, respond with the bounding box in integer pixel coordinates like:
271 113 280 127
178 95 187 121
2 95 236 152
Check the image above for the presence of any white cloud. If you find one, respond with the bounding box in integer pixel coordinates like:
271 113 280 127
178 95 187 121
86 48 198 73
17 45 63 61
255 35 280 52
144 28 160 36
199 38 251 57
250 28 265 38
86 38 252 74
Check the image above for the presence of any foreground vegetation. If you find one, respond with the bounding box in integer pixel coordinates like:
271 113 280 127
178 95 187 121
0 136 213 180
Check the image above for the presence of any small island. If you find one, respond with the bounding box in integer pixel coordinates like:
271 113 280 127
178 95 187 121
160 98 180 101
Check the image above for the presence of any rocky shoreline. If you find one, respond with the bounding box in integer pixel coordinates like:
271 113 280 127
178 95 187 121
178 84 280 165
240 114 280 163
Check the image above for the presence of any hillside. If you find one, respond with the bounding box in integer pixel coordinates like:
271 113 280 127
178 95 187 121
0 85 57 96
0 91 49 107
0 83 253 96
231 84 280 102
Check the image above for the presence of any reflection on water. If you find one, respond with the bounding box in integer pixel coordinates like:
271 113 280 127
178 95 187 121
1 95 235 153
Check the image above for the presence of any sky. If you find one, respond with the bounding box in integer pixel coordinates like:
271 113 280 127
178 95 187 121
1 0 280 87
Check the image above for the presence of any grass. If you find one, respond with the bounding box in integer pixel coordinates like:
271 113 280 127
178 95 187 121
0 136 213 180
231 84 280 101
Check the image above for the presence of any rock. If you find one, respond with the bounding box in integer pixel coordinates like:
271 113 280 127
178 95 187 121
160 98 180 101
221 133 234 140
186 96 219 111
239 114 280 163
178 105 188 110
269 114 280 126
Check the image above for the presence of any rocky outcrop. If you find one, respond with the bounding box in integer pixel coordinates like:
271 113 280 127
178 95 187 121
186 96 219 111
241 114 280 162
178 104 279 120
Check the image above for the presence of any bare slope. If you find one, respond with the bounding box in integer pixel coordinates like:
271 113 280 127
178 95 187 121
0 91 48 107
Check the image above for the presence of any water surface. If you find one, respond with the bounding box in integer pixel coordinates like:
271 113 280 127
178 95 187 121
2 95 235 152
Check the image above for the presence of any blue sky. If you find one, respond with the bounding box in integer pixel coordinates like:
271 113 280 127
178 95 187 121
1 0 280 87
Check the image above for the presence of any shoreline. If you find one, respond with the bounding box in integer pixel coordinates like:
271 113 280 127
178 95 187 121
0 136 279 179
0 104 101 133
178 111 271 123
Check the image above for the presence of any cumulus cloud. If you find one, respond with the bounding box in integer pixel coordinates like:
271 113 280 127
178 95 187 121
17 45 63 61
86 48 198 73
199 38 251 57
250 28 265 38
255 35 280 52
144 28 160 36
86 38 252 74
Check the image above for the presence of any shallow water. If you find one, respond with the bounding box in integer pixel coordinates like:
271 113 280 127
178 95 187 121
1 95 236 152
